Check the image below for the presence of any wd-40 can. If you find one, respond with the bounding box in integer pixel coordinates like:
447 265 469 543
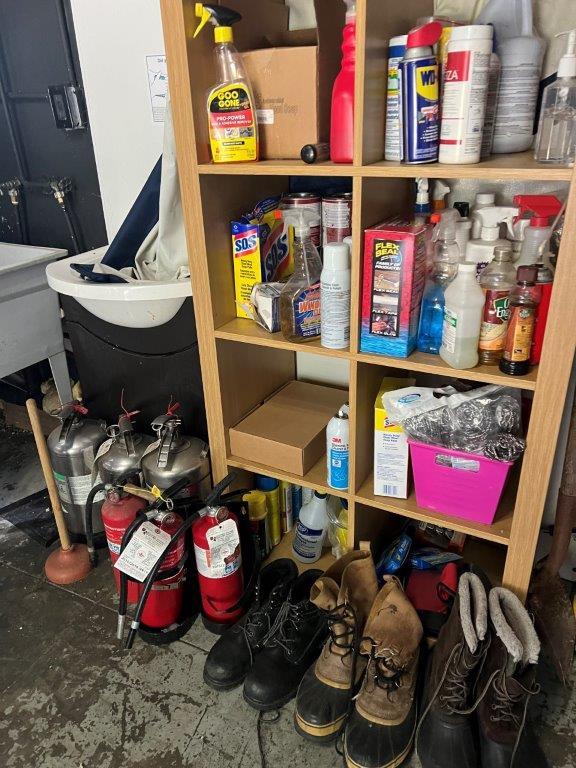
399 22 442 164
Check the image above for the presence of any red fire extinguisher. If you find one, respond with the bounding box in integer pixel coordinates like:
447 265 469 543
192 472 245 633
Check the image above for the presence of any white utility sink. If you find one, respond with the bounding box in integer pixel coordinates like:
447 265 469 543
0 242 72 404
46 247 192 329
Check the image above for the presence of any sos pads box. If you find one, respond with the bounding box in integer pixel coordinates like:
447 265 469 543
231 196 292 319
360 222 427 357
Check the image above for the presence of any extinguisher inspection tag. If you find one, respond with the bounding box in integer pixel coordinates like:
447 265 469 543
114 522 172 582
194 519 241 579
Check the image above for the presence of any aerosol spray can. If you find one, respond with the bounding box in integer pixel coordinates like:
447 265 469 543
326 404 350 491
400 22 442 164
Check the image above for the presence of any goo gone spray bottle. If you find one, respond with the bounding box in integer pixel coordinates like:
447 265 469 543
194 4 258 163
327 404 350 491
400 22 442 164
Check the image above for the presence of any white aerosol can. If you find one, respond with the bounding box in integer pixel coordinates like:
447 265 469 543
326 404 350 491
321 241 351 349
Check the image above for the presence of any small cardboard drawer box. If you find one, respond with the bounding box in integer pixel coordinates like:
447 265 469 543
229 380 347 476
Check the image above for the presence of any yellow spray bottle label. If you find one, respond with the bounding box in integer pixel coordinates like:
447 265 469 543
208 82 257 163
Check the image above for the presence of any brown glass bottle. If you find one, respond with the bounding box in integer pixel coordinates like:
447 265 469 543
499 265 540 376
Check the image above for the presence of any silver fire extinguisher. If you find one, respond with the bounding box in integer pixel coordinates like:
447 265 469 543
95 411 155 486
140 408 212 501
47 403 107 535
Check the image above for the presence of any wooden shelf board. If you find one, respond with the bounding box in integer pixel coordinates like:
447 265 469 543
197 160 354 177
197 153 572 181
355 351 538 391
227 454 349 500
356 473 513 545
265 528 336 573
215 318 351 359
363 152 573 181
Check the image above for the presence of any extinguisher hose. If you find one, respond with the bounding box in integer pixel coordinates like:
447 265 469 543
117 508 157 640
84 483 106 565
124 512 199 649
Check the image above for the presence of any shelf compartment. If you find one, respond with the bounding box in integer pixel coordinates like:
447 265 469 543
356 473 513 545
355 351 538 391
197 160 355 177
362 152 573 181
227 453 348 500
215 318 351 359
265 528 336 573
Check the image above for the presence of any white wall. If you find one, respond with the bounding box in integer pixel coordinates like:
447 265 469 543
70 0 166 240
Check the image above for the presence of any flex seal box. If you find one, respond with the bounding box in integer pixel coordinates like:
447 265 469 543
360 222 427 358
374 377 415 499
232 196 292 319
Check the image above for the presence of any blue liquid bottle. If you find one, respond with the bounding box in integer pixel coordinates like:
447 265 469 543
417 214 460 354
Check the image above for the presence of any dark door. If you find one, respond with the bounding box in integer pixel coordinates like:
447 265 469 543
0 0 107 253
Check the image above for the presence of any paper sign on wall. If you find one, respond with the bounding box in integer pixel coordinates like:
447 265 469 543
146 54 168 123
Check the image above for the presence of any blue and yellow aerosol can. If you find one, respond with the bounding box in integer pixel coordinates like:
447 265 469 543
400 22 442 164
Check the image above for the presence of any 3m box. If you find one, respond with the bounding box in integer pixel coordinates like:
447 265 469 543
360 222 427 358
374 377 415 499
229 380 347 476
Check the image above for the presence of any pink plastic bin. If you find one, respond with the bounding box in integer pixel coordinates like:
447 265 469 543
408 440 513 525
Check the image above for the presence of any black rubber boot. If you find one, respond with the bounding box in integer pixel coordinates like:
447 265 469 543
203 558 298 690
243 569 328 711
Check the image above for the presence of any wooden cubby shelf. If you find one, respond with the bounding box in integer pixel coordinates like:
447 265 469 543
162 0 576 601
356 475 513 546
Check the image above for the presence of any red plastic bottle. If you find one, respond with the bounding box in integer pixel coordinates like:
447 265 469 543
330 2 356 164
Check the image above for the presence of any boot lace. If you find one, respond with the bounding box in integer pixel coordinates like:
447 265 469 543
489 672 540 768
264 600 320 659
243 584 283 646
327 601 357 657
363 640 407 701
438 643 479 713
489 673 540 727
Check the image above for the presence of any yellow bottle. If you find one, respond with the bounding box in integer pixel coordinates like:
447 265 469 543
194 3 259 163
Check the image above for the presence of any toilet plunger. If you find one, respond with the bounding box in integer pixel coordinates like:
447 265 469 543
26 398 92 584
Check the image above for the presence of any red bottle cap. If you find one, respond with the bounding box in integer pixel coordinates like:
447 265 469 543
530 216 549 227
407 21 443 49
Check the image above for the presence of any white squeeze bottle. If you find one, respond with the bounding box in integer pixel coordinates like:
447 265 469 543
321 242 351 349
292 491 329 563
477 0 545 154
440 263 485 369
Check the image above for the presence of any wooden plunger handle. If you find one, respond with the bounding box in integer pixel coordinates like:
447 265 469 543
26 398 72 551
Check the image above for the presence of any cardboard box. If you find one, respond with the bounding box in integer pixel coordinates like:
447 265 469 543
360 222 427 358
374 377 415 499
229 380 347 476
240 0 343 159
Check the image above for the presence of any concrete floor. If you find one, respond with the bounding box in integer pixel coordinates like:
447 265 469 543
0 424 575 768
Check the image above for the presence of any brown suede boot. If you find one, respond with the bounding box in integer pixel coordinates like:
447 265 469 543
416 572 489 768
476 588 541 768
294 550 379 743
343 576 423 768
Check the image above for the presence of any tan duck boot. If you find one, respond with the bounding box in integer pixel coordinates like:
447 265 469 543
294 550 379 743
344 575 423 768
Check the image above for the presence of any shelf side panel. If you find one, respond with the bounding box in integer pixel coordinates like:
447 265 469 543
504 169 576 600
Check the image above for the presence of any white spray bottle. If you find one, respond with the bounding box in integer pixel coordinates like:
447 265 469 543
465 206 518 278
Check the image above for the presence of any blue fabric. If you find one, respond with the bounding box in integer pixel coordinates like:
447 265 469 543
71 157 162 283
